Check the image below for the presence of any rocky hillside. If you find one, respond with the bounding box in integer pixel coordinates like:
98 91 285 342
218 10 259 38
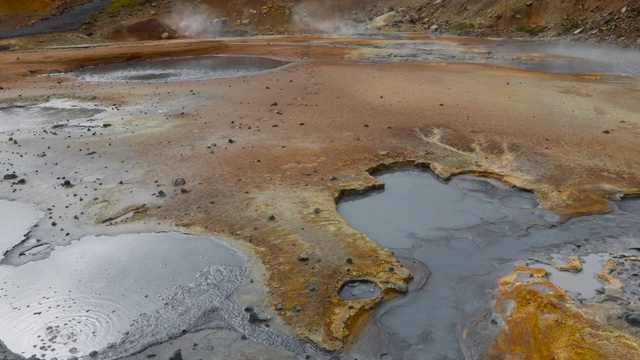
0 0 638 46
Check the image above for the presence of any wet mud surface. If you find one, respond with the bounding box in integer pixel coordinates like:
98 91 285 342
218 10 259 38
69 56 291 83
339 169 640 359
0 34 639 358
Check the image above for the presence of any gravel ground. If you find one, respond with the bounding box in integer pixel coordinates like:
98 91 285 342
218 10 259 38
0 0 109 39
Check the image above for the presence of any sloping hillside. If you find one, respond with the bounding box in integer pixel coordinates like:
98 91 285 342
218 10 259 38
0 0 638 46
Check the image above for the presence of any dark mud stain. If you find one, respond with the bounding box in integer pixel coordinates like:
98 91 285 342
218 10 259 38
338 168 640 359
70 56 291 82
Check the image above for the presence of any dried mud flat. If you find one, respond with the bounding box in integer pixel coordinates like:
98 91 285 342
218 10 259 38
0 35 639 359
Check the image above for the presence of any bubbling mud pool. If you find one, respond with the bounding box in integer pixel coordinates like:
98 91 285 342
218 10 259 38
338 168 640 359
69 56 291 82
0 231 247 359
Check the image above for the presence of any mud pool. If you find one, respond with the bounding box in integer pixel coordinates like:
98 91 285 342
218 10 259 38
69 56 291 82
338 169 640 359
0 99 106 133
483 40 640 78
0 231 246 358
355 35 640 78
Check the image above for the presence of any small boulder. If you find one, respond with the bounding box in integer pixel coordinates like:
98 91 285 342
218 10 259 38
173 178 186 186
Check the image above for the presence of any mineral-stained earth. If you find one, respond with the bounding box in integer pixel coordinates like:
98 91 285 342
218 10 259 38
0 1 639 359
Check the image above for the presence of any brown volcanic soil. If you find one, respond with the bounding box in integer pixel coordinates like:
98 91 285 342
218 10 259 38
0 36 639 352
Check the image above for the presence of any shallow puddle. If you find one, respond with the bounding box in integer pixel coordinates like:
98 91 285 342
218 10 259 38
537 253 608 299
338 169 640 359
0 232 246 359
70 56 291 82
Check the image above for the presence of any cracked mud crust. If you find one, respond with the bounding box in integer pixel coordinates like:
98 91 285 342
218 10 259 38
0 36 639 352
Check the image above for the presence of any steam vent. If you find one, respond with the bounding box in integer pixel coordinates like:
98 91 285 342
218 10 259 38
0 1 639 359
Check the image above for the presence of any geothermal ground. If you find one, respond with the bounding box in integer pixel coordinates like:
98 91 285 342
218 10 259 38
0 18 639 360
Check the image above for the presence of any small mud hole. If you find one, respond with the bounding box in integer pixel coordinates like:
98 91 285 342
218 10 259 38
70 56 291 82
339 281 380 300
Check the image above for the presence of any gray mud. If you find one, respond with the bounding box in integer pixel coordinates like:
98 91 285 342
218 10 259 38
69 56 291 82
0 0 109 40
0 99 106 133
338 168 640 359
0 199 42 258
483 40 640 78
352 35 640 78
339 281 381 301
0 230 323 359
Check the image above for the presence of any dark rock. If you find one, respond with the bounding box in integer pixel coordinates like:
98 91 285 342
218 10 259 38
314 207 322 214
290 305 301 313
298 253 309 261
3 174 18 180
62 180 73 188
603 130 610 134
173 178 186 186
248 312 260 323
17 179 26 185
346 258 353 264
275 303 284 310
625 313 640 327
88 350 98 357
168 349 182 360
158 190 166 198
268 214 276 221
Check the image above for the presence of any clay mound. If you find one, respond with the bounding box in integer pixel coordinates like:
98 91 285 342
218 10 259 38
105 18 177 41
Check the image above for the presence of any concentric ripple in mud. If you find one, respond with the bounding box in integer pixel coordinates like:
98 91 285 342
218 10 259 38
0 232 245 359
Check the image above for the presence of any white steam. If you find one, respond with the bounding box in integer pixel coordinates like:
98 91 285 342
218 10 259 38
291 1 362 34
164 6 225 38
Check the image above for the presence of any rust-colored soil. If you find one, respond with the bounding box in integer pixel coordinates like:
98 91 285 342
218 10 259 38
489 267 640 360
